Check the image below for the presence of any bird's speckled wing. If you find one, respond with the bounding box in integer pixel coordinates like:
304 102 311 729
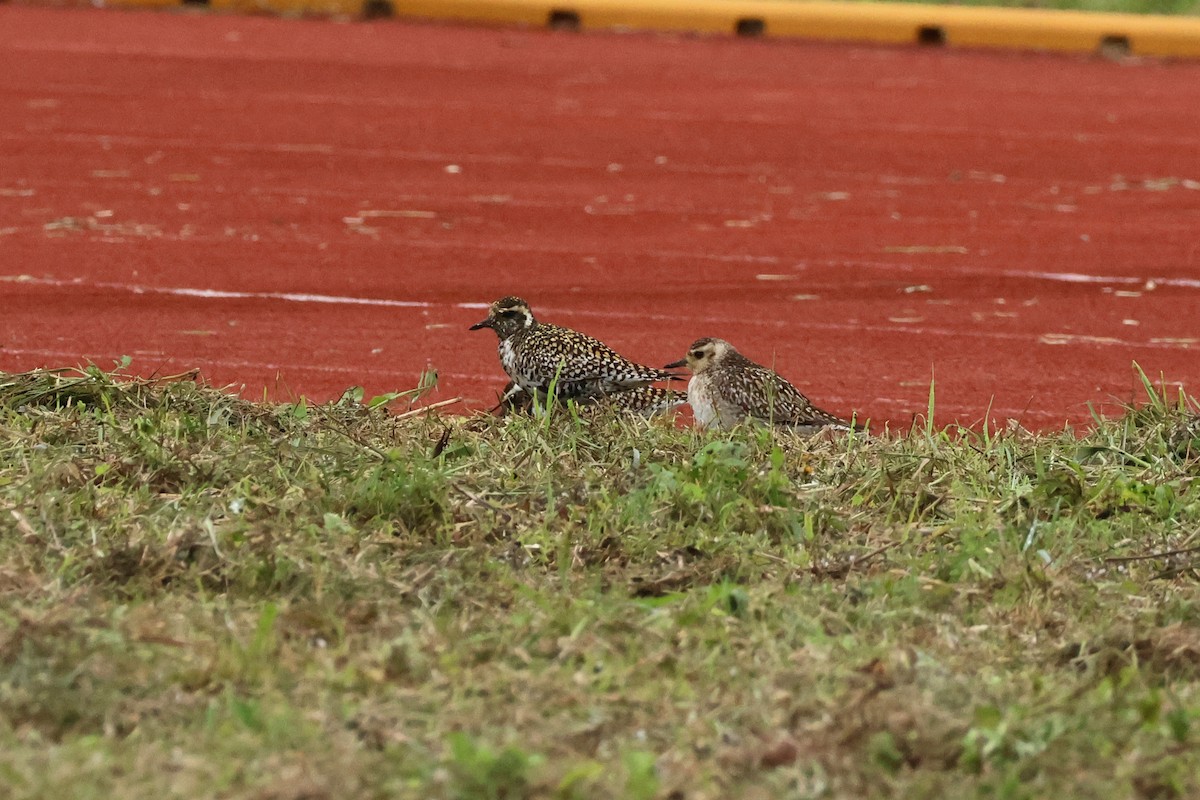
595 386 687 416
513 324 676 394
496 382 684 418
722 365 849 428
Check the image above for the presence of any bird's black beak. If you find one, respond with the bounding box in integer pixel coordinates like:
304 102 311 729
469 318 492 331
663 358 687 369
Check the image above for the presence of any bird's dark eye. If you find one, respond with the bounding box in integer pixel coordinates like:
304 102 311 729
691 350 704 358
500 309 520 317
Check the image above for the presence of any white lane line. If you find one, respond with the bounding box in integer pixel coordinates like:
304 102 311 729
5 113 1200 156
1011 270 1200 289
0 274 489 311
2 273 1194 351
810 259 1200 290
23 80 1196 119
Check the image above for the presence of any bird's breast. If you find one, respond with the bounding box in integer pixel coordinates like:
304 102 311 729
499 339 519 378
687 375 719 429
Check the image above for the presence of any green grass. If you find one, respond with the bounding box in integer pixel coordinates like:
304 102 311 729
869 0 1200 15
1 363 1199 799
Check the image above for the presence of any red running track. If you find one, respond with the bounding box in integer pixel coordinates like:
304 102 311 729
2 6 1199 429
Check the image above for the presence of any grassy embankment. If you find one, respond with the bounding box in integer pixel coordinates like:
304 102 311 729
879 0 1200 14
1 364 1198 799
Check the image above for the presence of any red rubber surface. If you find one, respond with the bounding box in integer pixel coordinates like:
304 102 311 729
2 6 1199 429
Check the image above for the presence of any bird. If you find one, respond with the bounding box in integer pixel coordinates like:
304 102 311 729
470 296 680 403
664 337 858 432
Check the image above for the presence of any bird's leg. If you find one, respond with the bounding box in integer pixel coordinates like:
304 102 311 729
500 381 524 404
491 381 530 415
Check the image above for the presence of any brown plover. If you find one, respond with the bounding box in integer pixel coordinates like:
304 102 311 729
665 337 857 432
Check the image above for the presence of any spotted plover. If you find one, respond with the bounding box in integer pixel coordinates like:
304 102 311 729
471 296 679 403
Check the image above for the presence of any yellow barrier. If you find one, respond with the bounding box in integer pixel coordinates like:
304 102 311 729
95 0 1200 59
